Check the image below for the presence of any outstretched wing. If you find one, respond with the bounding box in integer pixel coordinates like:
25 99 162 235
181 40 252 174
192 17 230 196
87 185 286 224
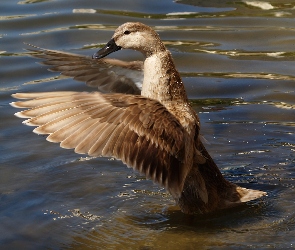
26 44 143 94
11 91 189 198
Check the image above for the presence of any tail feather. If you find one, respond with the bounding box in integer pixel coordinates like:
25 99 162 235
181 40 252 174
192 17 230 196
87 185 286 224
223 185 266 208
236 186 266 203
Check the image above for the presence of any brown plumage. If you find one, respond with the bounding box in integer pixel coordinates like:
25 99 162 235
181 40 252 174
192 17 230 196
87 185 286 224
11 22 266 214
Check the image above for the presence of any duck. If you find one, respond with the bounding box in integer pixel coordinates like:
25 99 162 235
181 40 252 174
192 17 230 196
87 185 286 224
10 22 266 214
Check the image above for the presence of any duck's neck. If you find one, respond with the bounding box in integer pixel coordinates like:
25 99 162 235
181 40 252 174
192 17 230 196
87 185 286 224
141 50 188 104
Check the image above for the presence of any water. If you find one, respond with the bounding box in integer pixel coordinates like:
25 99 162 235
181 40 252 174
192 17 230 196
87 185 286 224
1 0 295 249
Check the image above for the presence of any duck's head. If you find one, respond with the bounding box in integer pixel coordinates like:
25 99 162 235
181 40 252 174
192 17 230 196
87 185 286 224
93 22 166 59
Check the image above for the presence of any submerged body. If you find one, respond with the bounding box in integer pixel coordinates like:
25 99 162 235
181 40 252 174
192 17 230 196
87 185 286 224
11 22 266 214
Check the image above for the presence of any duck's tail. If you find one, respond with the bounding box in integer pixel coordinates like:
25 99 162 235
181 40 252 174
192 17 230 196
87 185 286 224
226 186 267 206
176 142 266 214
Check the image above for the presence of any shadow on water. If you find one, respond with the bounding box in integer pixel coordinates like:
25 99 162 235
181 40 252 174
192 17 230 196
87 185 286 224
61 191 281 250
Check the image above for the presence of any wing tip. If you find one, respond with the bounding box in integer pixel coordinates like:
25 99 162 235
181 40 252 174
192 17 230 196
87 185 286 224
10 101 21 108
33 126 50 134
14 111 31 118
11 93 35 100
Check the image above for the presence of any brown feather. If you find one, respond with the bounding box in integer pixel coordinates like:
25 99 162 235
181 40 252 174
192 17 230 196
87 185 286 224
25 44 143 94
48 117 92 143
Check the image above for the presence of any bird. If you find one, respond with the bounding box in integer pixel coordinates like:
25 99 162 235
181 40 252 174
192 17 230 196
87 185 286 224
10 22 266 214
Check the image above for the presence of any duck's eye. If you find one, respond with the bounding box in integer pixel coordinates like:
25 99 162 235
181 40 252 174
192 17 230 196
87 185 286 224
124 30 131 35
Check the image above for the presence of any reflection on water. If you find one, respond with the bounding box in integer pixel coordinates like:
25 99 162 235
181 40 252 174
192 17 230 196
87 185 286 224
1 0 295 249
18 0 50 4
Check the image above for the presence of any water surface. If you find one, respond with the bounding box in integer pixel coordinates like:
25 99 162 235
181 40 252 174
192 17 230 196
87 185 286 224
1 0 295 249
